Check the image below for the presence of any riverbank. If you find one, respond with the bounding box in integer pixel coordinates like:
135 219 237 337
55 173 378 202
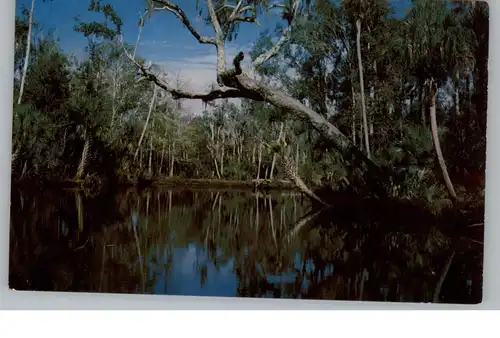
10 176 300 191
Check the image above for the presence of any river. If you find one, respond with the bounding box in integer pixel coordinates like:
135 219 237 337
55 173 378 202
8 186 483 303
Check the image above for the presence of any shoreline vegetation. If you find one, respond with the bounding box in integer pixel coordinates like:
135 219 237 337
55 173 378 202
11 0 487 230
11 174 485 230
12 175 299 191
9 0 488 302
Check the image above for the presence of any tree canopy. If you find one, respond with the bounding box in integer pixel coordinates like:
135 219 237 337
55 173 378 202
11 0 488 211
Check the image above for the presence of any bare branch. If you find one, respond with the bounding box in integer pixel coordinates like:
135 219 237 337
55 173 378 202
224 1 258 37
206 0 223 37
216 4 236 12
252 25 291 69
203 0 227 86
268 3 286 10
121 41 243 102
151 0 216 45
251 0 300 69
239 5 255 13
229 0 245 20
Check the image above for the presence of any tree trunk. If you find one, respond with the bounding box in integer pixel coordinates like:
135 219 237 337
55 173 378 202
17 0 35 105
169 143 175 177
208 123 220 178
75 191 84 233
148 136 153 176
134 84 157 162
421 85 427 126
370 60 377 139
212 151 221 179
278 153 329 207
295 142 300 173
76 131 91 180
351 86 356 145
111 73 117 126
220 136 225 178
256 142 262 180
359 119 364 152
133 15 144 59
21 160 28 179
355 19 371 159
429 83 458 201
454 72 460 119
229 74 384 193
159 145 165 175
270 121 284 180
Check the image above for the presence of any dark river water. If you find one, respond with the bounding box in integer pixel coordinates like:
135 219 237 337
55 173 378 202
8 186 483 303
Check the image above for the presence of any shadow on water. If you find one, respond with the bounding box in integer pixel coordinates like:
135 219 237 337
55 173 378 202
9 186 483 303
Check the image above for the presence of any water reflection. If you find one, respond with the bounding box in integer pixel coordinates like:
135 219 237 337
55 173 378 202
9 187 483 303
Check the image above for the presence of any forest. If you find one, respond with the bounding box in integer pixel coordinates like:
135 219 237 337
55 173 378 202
11 0 488 212
8 0 489 302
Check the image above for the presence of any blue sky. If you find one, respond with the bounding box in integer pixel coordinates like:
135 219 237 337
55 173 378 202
15 1 275 76
15 0 412 111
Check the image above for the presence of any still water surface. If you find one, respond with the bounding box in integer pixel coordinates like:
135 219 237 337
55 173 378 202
9 187 483 303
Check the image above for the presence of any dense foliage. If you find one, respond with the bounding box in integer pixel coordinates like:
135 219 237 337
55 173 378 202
12 0 488 211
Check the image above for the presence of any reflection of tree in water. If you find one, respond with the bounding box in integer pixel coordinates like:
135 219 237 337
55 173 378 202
9 187 144 293
236 197 482 303
9 187 482 303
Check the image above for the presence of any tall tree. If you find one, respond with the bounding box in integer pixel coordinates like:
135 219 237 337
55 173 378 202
17 0 35 105
129 0 387 197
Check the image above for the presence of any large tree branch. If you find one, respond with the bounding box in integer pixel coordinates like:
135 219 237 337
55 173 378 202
205 0 227 86
206 0 223 37
122 44 245 102
251 25 291 69
219 53 387 196
126 41 388 197
223 1 258 38
251 0 300 69
151 0 216 45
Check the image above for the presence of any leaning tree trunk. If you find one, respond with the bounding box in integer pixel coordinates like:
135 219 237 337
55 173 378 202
224 73 386 197
131 0 393 200
76 131 92 180
140 50 387 196
429 82 458 201
279 152 328 207
356 19 371 159
148 136 153 176
17 0 35 105
134 84 157 162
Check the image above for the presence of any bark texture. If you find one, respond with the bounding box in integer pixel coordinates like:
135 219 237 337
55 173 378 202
429 81 458 201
